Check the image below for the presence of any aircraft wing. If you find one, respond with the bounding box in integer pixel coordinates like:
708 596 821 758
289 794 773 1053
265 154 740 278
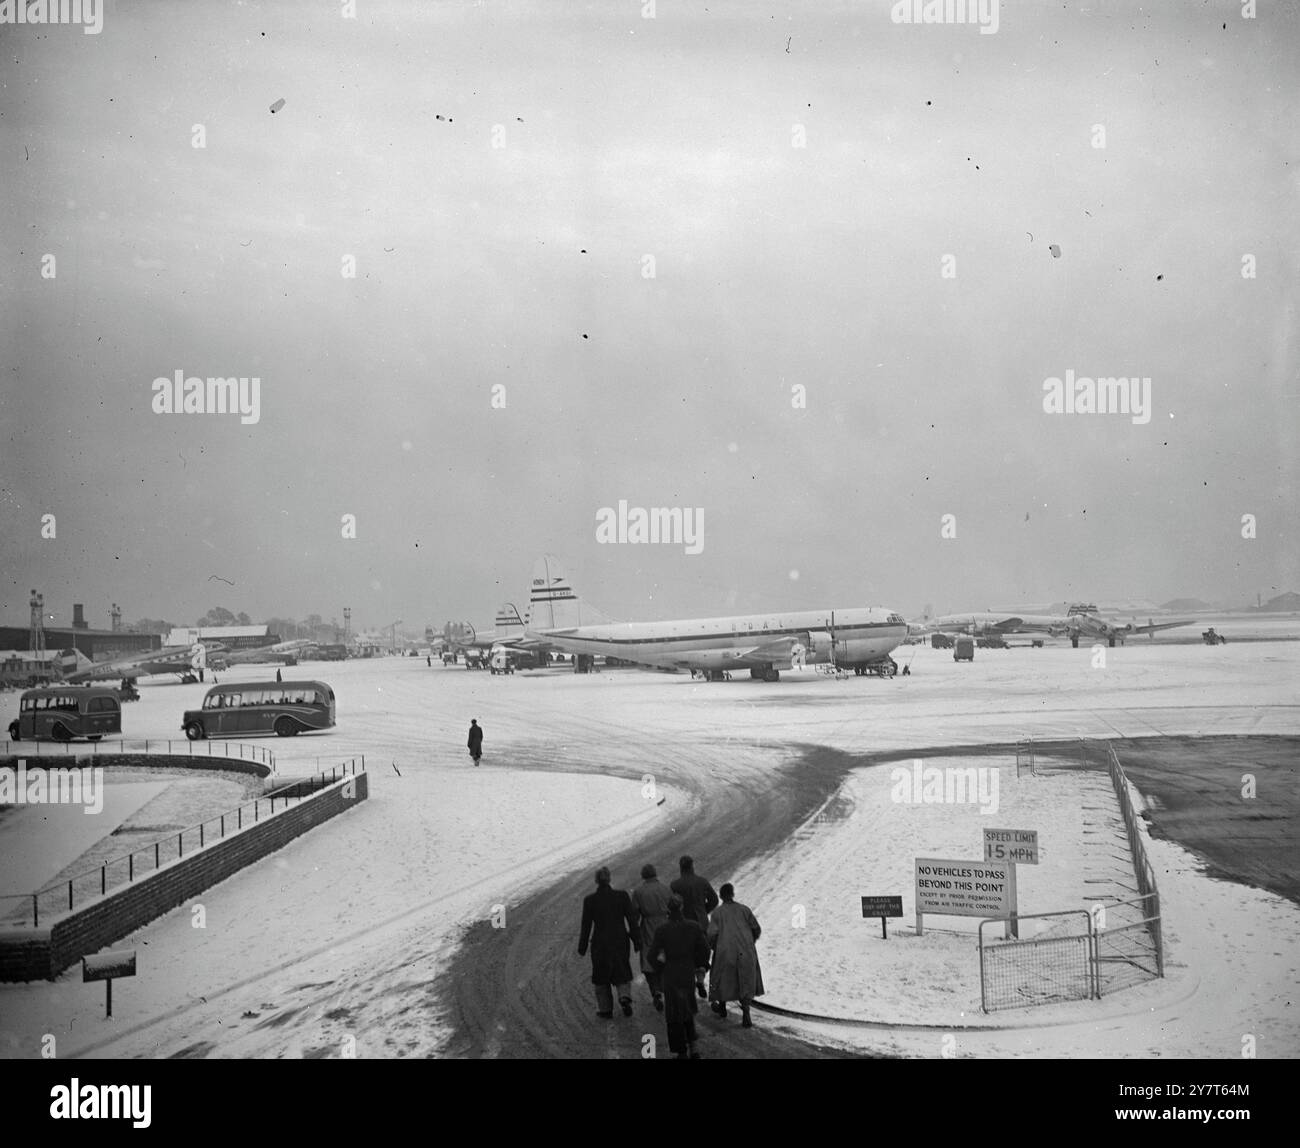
1125 619 1195 636
738 636 805 663
652 636 805 672
1071 614 1195 639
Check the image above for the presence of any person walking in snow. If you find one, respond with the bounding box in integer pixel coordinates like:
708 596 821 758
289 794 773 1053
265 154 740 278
647 895 711 1058
631 863 674 1011
467 718 483 765
707 882 765 1027
577 866 639 1019
671 856 719 998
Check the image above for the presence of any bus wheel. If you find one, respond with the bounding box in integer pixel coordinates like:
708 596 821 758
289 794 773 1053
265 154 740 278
274 717 299 737
7 721 19 740
52 723 72 742
184 722 205 741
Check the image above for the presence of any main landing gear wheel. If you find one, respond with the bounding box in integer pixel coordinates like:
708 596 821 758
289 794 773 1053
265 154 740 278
762 668 780 682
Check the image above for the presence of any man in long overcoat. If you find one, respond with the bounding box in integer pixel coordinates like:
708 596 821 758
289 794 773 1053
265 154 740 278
467 718 483 764
707 882 765 1027
578 866 640 1018
630 863 674 1011
648 895 711 1059
670 855 718 995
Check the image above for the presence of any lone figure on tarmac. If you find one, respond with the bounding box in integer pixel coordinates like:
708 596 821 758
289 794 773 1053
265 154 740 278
467 718 483 765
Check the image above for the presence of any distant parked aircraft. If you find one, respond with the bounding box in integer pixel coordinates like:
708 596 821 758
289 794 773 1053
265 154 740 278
911 604 1193 647
526 555 908 681
64 641 215 683
208 638 315 669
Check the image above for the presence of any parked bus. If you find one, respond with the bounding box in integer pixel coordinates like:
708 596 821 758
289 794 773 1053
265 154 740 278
7 686 123 742
181 680 336 740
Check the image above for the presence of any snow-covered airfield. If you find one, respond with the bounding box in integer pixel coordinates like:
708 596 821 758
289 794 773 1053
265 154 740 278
1 625 1297 1059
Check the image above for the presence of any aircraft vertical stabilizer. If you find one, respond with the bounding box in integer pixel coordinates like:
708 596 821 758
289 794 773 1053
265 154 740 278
529 555 612 631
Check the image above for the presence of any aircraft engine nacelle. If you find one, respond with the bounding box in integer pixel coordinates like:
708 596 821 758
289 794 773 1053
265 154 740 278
836 638 883 665
802 631 834 663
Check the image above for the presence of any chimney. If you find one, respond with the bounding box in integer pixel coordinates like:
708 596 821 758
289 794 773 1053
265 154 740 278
73 603 88 630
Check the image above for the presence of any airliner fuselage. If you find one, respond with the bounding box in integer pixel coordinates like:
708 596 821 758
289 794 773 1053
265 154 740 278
532 607 908 674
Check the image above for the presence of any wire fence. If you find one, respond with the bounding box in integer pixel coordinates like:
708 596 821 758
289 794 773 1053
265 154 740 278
980 910 1097 1012
1015 738 1037 778
979 738 1164 1011
1103 742 1164 978
0 758 363 929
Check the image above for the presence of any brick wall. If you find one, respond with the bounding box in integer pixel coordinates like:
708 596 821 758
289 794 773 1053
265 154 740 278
0 771 368 982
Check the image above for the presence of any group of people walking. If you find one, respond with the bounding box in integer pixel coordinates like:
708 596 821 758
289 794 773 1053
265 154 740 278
577 855 764 1059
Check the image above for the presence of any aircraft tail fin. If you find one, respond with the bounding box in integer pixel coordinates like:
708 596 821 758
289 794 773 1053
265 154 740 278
496 603 527 637
529 555 612 631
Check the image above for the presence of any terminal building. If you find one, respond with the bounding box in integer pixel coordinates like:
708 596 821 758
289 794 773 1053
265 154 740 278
0 602 161 686
0 603 161 663
164 625 278 650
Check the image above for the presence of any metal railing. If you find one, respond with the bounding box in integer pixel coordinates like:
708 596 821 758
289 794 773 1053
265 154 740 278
1104 743 1164 977
0 758 363 928
979 909 1098 1012
2 738 276 769
1094 891 1163 994
1015 738 1037 777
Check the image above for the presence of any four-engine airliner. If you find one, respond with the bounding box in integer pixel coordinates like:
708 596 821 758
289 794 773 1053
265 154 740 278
526 555 908 681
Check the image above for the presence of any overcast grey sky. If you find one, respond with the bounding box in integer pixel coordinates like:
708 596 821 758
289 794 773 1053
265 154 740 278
1 0 1296 633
